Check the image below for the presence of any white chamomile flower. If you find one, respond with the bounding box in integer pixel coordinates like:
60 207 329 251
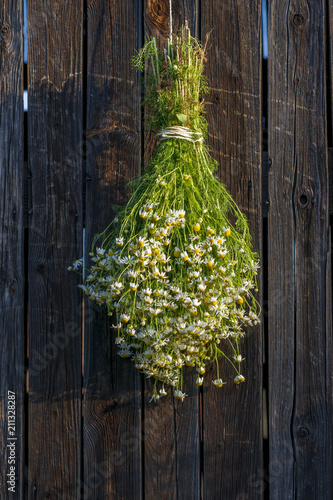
249 311 259 323
116 237 124 246
148 223 156 235
118 349 131 358
139 209 149 219
197 366 205 375
180 251 189 262
137 237 147 248
175 209 185 219
113 281 123 289
185 356 195 366
210 296 219 306
196 377 204 386
159 227 168 237
213 379 227 388
151 266 160 277
120 314 131 323
69 258 83 271
205 257 216 268
215 236 225 245
174 247 181 257
149 393 160 403
234 374 245 384
144 349 153 359
175 358 184 368
150 308 162 316
174 390 187 401
112 323 122 330
234 354 245 363
159 388 167 396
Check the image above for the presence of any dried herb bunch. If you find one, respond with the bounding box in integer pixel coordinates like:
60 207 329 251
70 23 260 402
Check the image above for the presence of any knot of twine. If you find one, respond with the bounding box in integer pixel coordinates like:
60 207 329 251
157 126 204 143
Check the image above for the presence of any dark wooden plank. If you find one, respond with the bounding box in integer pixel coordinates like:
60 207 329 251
27 2 83 497
0 2 25 498
329 149 333 215
201 1 263 499
268 1 332 498
143 3 200 499
264 149 333 217
83 1 142 498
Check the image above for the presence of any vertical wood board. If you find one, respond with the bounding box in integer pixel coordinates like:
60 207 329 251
0 1 25 498
27 1 83 497
84 1 142 498
268 1 332 498
202 1 263 498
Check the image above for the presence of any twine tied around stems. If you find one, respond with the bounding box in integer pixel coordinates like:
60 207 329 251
157 126 204 143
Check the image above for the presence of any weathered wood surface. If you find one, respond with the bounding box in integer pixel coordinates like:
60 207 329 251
201 1 263 499
1 1 333 498
143 3 201 499
27 1 83 497
83 1 142 498
0 1 25 498
268 1 332 498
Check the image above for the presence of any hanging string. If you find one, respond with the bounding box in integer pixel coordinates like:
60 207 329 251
157 126 204 143
169 0 173 42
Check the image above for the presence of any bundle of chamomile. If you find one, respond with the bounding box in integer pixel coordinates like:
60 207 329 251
70 24 260 402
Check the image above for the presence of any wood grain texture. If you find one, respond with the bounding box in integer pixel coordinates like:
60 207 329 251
201 1 263 499
27 1 83 497
0 1 24 498
268 1 332 498
84 1 142 498
143 3 200 499
2 1 333 498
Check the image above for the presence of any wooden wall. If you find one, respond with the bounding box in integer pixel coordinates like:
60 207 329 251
0 0 332 498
